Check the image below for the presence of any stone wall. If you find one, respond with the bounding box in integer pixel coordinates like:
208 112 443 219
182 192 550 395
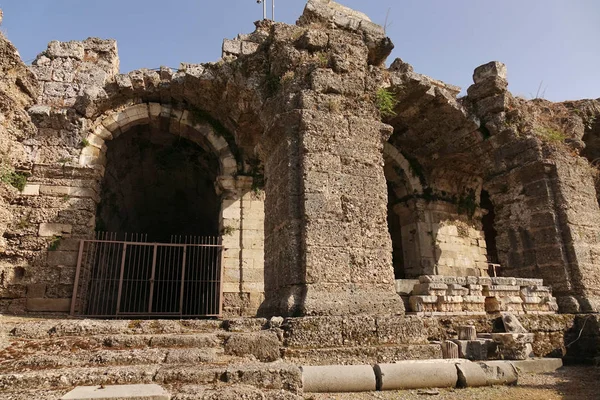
1 0 600 319
463 63 600 313
0 12 41 313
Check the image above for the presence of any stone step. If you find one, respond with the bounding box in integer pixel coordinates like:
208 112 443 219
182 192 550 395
0 362 302 393
282 344 442 365
61 384 170 400
0 333 227 362
0 347 230 374
8 318 268 339
169 383 303 400
0 384 303 400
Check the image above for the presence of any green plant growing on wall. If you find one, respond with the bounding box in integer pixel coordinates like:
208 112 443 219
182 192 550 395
536 127 566 142
315 51 329 68
376 87 398 118
48 236 62 251
457 189 478 218
264 73 281 97
80 138 90 148
222 225 236 236
0 163 27 192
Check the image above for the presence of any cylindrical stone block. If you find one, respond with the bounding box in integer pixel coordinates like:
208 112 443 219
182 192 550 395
456 361 488 387
375 360 458 390
476 361 518 385
301 365 376 393
441 340 459 359
458 325 477 340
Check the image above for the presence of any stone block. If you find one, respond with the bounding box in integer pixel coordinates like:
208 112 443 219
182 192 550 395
413 282 447 295
21 184 40 196
224 332 281 362
446 284 469 296
27 284 47 298
441 340 459 359
61 384 170 399
302 365 376 393
473 61 507 83
47 40 85 60
46 251 78 266
458 325 477 340
222 39 242 55
38 223 72 237
409 296 438 312
483 285 520 297
451 339 492 361
515 278 544 287
491 277 517 286
26 298 70 312
485 296 524 313
475 94 509 115
241 41 259 55
467 76 508 100
395 279 419 295
296 30 329 51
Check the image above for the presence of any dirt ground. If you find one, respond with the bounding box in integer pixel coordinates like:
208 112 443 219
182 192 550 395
305 366 600 400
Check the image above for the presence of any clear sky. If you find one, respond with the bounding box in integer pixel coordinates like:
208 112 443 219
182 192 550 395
1 0 598 101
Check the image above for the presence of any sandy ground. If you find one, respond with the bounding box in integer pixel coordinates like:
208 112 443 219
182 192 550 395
305 366 600 400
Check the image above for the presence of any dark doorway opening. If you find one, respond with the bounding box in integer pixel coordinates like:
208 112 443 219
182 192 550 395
84 124 223 318
387 182 405 279
481 190 499 264
96 125 221 242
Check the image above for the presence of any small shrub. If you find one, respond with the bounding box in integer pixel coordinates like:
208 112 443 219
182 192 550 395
0 164 27 192
80 138 90 148
376 87 398 118
536 127 566 142
315 51 328 68
48 236 61 251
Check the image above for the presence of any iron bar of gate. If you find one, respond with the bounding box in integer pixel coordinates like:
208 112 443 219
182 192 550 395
115 243 128 315
71 234 223 318
148 244 158 313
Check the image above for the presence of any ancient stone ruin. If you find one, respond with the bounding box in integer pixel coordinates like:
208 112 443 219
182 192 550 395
0 0 600 397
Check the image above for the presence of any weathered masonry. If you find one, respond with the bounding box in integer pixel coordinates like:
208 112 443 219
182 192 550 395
1 0 600 320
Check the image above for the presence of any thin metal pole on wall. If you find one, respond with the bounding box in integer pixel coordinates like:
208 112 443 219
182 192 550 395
257 0 274 21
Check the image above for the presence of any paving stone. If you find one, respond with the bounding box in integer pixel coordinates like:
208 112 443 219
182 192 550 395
61 384 170 400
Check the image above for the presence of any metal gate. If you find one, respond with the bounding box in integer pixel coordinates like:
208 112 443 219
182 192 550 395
70 233 223 318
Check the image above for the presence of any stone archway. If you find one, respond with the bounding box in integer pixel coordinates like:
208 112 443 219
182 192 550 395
383 143 423 278
74 103 265 317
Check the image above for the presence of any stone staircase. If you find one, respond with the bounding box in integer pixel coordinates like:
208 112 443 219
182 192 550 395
0 312 577 399
0 318 302 399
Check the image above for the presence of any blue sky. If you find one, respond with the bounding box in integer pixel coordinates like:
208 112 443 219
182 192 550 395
1 0 598 101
